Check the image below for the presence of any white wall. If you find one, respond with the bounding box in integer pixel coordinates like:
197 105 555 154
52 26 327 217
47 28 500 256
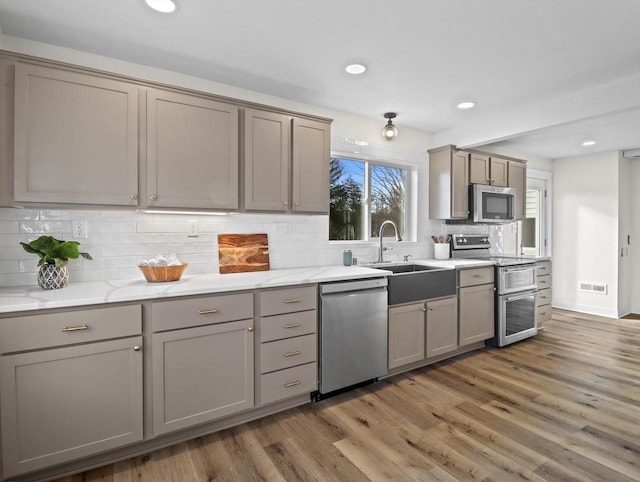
552 151 620 317
0 35 449 288
617 153 632 316
630 159 640 313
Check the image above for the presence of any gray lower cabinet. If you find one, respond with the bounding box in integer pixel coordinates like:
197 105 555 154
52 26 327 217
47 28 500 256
257 285 318 405
151 319 254 436
0 337 143 478
388 295 458 369
458 283 495 346
388 302 426 369
536 260 553 329
13 62 139 206
426 296 458 358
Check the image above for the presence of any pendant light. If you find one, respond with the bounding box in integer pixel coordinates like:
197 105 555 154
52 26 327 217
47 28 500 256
381 112 398 141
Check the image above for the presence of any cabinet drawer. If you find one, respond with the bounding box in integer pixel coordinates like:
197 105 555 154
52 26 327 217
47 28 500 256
260 310 317 342
537 261 552 276
0 305 141 353
151 292 253 332
260 362 317 405
537 305 552 324
260 333 316 374
260 285 317 317
459 267 494 287
536 288 552 307
536 274 552 290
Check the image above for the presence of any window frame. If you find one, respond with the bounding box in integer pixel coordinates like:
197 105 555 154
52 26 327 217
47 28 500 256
329 152 416 243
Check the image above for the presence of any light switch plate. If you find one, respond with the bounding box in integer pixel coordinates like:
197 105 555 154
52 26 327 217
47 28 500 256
187 219 198 237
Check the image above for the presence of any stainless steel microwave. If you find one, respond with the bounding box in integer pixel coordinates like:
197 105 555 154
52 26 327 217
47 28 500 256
471 184 516 223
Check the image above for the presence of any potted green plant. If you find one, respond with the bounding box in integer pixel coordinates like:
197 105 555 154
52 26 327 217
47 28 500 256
20 235 93 289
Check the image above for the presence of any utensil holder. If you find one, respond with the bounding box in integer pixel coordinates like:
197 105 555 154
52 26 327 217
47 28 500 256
434 243 450 260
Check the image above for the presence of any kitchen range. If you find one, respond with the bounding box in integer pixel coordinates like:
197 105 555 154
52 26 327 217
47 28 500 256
451 234 538 346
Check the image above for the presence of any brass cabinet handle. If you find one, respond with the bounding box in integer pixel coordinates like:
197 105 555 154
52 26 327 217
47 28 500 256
540 295 547 300
283 201 288 206
427 307 434 311
472 274 483 278
149 194 157 201
133 345 142 351
283 350 301 357
199 309 218 315
130 193 138 200
284 381 301 388
284 323 301 329
284 299 300 304
248 327 254 332
420 307 427 312
62 324 88 332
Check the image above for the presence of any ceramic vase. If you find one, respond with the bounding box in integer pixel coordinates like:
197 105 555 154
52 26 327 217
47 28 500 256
38 265 69 290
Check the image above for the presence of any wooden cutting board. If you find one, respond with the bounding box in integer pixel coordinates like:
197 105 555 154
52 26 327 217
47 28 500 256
218 233 270 274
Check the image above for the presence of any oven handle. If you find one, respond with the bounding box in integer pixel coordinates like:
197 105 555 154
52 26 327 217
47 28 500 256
501 265 536 273
505 291 537 302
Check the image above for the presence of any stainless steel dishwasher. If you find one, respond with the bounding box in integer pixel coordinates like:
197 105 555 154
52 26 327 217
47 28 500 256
313 277 388 401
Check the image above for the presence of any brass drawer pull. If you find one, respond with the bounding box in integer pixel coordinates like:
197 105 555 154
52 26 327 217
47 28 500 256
284 350 301 357
540 295 547 300
199 309 219 315
284 381 301 388
284 323 301 329
472 274 483 278
62 324 88 332
420 307 427 312
133 345 142 351
248 327 254 332
284 299 300 304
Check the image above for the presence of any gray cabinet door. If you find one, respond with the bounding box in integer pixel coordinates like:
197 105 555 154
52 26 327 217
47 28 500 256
490 157 509 187
152 319 254 436
146 89 238 209
508 160 526 220
469 153 490 185
452 150 470 218
388 303 426 369
426 296 458 358
459 283 495 346
13 63 139 206
292 117 330 213
243 109 290 211
0 337 143 478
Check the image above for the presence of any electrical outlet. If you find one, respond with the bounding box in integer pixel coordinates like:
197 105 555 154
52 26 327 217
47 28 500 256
187 219 198 237
72 220 87 239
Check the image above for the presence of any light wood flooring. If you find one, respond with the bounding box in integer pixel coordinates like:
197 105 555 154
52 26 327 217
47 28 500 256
55 309 640 482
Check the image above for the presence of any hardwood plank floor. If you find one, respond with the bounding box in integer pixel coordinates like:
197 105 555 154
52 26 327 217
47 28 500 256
54 309 640 482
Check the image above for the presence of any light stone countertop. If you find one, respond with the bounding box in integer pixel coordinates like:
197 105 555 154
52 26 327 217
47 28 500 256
0 265 392 314
0 258 497 314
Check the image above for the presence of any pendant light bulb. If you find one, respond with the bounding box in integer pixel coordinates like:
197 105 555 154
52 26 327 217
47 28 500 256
382 112 398 141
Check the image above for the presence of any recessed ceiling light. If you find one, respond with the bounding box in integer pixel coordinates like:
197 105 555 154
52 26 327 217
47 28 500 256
345 64 366 75
582 140 596 146
457 101 476 109
145 0 176 13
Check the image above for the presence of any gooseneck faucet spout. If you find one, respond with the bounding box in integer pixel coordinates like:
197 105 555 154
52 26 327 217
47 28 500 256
377 220 402 263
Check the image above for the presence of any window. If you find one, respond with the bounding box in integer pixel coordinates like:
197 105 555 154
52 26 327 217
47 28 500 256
330 157 408 241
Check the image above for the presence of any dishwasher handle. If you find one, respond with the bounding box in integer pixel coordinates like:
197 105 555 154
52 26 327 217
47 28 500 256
320 277 388 294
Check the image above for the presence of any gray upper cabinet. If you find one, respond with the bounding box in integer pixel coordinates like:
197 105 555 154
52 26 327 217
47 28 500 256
428 146 470 220
292 117 330 213
243 109 290 211
469 153 508 186
13 63 139 206
469 153 490 185
508 160 526 220
146 89 238 210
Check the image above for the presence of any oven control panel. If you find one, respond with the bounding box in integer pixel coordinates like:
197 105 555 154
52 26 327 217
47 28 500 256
452 234 490 250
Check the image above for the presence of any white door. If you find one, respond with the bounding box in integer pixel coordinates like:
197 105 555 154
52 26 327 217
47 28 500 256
522 173 551 257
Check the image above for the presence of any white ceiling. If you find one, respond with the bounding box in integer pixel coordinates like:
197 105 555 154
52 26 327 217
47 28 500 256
1 0 639 159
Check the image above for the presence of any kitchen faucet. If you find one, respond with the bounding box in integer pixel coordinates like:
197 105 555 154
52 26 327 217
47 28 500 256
377 220 402 263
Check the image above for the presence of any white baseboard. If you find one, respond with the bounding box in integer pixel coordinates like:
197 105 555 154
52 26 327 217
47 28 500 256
552 301 619 319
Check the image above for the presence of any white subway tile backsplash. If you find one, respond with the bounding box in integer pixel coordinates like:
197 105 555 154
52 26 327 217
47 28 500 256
0 208 441 288
19 221 72 234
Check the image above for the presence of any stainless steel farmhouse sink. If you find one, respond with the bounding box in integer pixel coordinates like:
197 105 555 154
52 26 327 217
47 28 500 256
368 263 456 305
